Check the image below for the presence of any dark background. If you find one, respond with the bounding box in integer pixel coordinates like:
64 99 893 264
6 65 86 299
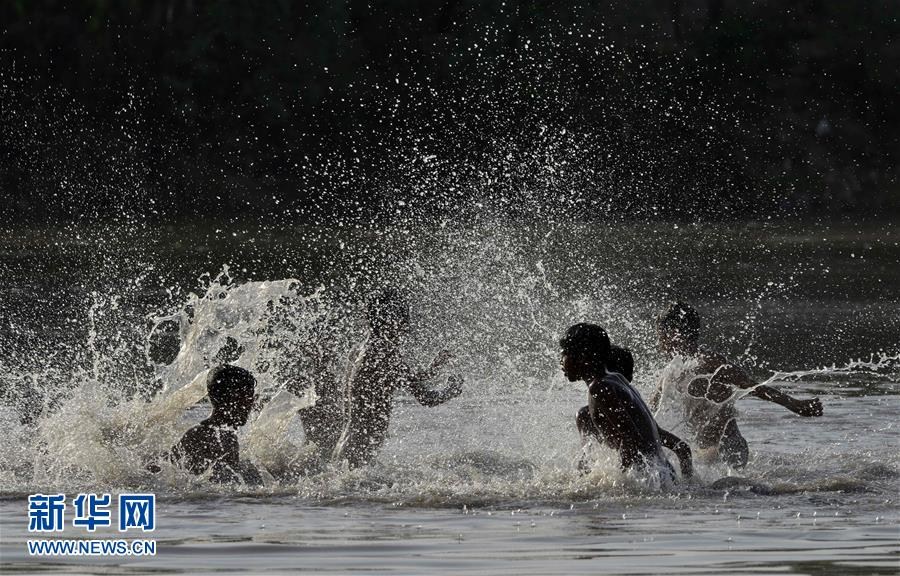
2 0 898 225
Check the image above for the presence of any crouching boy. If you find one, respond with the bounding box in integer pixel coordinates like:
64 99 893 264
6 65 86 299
562 324 692 481
169 365 262 485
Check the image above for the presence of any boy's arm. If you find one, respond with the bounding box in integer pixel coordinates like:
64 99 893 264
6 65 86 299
403 351 462 406
712 363 823 417
658 427 693 478
576 406 604 443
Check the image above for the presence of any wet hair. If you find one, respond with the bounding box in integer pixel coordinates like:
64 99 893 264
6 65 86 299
607 345 634 381
207 365 255 405
366 288 410 333
559 323 610 368
656 301 700 345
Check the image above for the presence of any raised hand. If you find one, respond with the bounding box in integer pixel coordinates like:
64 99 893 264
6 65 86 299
794 397 823 417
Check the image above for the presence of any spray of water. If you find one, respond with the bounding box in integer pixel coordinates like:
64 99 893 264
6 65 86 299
1 31 897 504
2 221 895 504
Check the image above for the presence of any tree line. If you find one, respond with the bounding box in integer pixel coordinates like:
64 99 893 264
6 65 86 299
2 0 897 224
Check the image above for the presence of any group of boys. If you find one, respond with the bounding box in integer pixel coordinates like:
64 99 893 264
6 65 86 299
563 302 822 482
165 289 462 483
168 298 823 485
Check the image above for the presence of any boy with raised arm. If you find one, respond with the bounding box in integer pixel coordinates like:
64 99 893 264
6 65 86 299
563 325 693 481
650 302 823 469
335 289 463 469
169 364 262 484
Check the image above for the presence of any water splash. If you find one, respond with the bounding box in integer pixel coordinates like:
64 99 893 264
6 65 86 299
0 225 896 504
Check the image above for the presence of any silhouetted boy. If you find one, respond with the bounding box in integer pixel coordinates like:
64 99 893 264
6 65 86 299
169 364 262 484
335 289 463 468
650 302 823 468
563 325 693 480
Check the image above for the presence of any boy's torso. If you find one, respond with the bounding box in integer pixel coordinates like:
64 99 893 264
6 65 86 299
660 351 739 445
589 371 662 457
174 422 239 475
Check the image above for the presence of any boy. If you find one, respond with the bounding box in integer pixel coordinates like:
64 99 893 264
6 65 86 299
169 364 262 484
650 302 823 468
563 325 693 480
335 289 463 469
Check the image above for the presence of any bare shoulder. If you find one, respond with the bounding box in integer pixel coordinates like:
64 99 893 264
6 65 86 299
698 349 730 371
588 378 623 399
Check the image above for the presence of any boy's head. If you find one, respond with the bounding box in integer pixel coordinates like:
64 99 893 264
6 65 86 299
367 288 410 338
207 365 256 426
607 345 634 381
656 302 700 355
559 323 610 382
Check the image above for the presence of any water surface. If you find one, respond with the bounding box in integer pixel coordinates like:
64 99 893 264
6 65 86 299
0 221 897 574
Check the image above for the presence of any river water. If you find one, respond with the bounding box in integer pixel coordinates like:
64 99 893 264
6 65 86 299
0 221 897 574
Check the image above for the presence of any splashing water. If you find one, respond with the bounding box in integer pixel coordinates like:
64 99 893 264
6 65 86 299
0 224 898 507
1 267 351 492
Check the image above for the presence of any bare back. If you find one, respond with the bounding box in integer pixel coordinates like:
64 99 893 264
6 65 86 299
588 371 667 471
